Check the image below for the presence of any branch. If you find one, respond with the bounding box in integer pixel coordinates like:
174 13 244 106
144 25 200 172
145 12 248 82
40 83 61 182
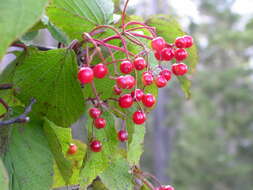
0 98 36 126
0 84 13 90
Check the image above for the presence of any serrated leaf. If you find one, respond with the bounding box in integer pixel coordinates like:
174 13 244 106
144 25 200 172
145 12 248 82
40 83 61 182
0 159 9 190
53 139 87 188
13 48 84 127
46 0 114 40
43 119 73 184
0 0 48 59
2 116 54 190
100 156 133 190
79 111 118 189
146 15 199 98
127 125 145 165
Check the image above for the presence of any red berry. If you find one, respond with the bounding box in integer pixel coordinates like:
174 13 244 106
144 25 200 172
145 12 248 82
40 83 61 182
154 51 163 61
142 93 156 107
116 75 135 89
120 60 134 74
133 57 147 70
151 37 166 51
132 110 146 125
119 94 134 108
78 67 94 84
174 48 188 61
113 85 122 95
161 48 174 61
162 185 175 190
131 89 144 101
155 75 167 88
172 63 188 76
142 72 154 86
93 63 108 78
160 69 172 81
183 35 193 48
89 107 101 119
118 130 128 141
67 143 78 155
90 140 102 152
94 118 106 129
175 37 186 48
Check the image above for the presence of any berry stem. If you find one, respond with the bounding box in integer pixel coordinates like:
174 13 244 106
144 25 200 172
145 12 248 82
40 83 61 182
122 119 126 130
0 98 9 118
121 0 130 33
91 25 130 59
82 32 106 64
124 21 157 37
127 32 154 40
142 172 163 187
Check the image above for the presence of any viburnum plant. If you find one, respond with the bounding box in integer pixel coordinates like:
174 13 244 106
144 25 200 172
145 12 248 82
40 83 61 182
0 0 197 190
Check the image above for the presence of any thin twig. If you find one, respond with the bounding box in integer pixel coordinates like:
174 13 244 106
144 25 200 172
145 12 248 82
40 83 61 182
0 98 36 126
0 98 9 118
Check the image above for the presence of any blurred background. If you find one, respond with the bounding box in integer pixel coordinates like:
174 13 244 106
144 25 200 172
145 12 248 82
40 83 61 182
1 0 253 190
131 0 253 190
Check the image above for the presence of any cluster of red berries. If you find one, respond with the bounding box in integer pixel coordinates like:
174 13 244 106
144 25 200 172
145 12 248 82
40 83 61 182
75 35 193 153
155 185 175 190
153 35 193 76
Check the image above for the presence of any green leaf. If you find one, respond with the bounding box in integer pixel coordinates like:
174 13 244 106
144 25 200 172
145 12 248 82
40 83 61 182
127 125 146 165
43 119 73 184
93 179 109 190
177 76 192 99
53 140 87 188
2 117 54 190
13 48 84 127
0 0 48 59
0 159 9 190
100 156 134 190
79 111 118 188
46 0 114 40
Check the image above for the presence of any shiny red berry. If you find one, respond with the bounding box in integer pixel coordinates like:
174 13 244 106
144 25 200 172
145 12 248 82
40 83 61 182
78 67 94 84
113 85 122 95
160 69 172 81
67 143 78 155
94 118 106 129
90 140 102 152
161 47 174 61
154 51 163 61
183 35 194 48
155 75 167 88
162 185 175 190
116 75 135 89
89 107 101 119
172 63 188 76
118 130 128 142
131 89 144 101
142 72 154 86
93 63 108 78
175 37 186 48
119 94 134 108
174 48 188 61
132 110 146 125
142 93 156 107
120 60 134 74
151 37 166 51
133 57 147 70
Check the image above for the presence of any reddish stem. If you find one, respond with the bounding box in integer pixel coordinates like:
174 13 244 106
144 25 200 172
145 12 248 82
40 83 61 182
128 32 153 40
122 0 130 32
124 21 157 37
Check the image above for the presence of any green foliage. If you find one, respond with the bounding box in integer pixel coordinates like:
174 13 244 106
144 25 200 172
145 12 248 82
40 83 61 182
0 159 9 190
13 48 84 127
127 125 146 165
0 0 48 59
79 111 118 188
100 156 134 190
2 114 54 190
43 119 73 184
47 0 114 40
